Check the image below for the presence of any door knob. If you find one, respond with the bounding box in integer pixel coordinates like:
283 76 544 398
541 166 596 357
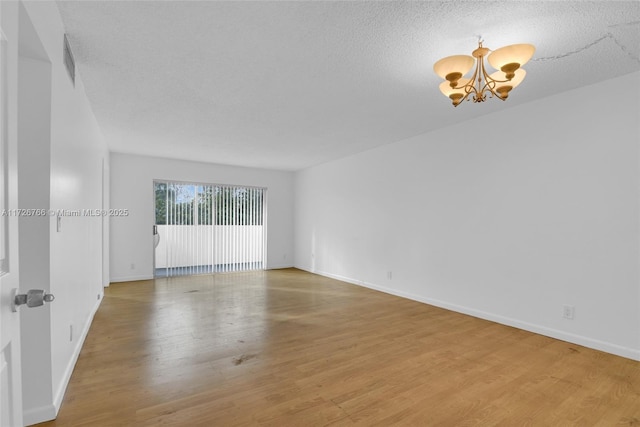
11 289 55 312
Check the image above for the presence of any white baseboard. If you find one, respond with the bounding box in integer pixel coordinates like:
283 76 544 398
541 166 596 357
52 297 102 416
267 264 295 270
23 403 56 426
302 267 640 362
110 274 154 283
24 297 102 426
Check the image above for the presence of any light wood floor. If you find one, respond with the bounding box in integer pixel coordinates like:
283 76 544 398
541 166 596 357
38 268 639 426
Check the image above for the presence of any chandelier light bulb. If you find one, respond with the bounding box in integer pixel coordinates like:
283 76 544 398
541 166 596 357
433 55 474 86
488 69 527 99
439 78 471 106
488 44 535 79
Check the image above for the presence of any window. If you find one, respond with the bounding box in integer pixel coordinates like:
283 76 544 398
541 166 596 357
154 181 266 277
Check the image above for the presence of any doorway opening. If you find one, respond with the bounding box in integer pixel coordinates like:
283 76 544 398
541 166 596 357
154 181 266 277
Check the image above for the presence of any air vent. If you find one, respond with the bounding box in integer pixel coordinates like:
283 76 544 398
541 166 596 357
63 34 75 86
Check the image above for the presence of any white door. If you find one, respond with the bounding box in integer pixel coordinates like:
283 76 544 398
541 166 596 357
0 23 23 427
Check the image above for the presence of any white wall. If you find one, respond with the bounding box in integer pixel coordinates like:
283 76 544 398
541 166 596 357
295 71 640 361
3 2 109 424
110 153 294 282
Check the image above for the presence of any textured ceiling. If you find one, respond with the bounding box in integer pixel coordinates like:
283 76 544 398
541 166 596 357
56 1 640 171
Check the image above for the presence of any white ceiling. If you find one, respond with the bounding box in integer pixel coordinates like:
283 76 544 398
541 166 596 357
55 1 640 171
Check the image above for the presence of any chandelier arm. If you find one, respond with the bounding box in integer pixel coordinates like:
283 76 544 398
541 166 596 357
474 53 491 102
487 75 512 84
480 58 499 99
483 53 515 101
462 56 481 103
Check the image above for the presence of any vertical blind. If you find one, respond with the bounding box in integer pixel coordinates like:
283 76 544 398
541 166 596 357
154 181 266 277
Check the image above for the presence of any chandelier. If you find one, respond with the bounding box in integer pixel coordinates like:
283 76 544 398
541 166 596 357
433 41 535 107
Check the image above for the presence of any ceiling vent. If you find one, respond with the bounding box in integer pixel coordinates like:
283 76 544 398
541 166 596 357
63 34 75 86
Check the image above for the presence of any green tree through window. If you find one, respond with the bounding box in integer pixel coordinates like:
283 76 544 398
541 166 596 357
155 181 264 226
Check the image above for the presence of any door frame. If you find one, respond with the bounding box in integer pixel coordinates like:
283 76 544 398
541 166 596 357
0 18 24 427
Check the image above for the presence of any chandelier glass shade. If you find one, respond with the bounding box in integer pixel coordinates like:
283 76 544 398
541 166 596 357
434 41 535 107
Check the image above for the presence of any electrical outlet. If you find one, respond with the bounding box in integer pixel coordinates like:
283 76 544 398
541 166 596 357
130 263 135 270
387 271 392 280
563 305 575 320
70 325 73 342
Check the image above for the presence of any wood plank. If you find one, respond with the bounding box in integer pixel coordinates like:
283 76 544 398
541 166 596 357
36 269 640 426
